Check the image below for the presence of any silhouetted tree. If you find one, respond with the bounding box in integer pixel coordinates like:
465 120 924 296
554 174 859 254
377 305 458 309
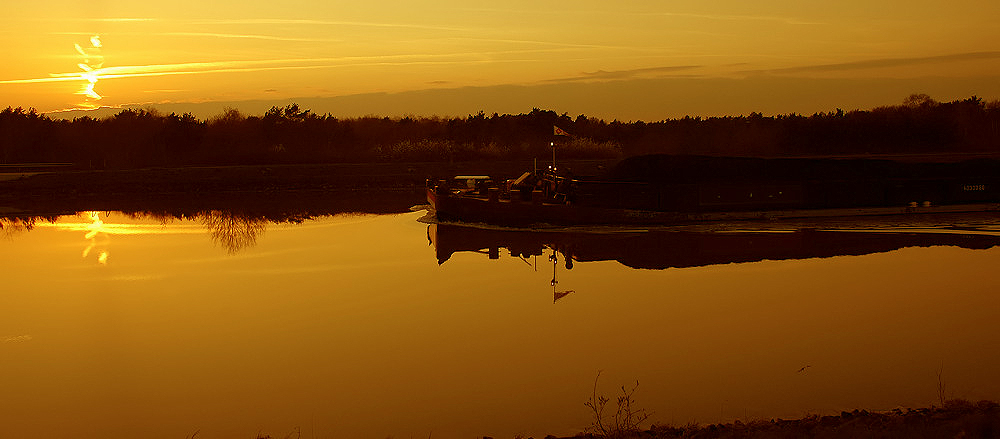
0 96 997 168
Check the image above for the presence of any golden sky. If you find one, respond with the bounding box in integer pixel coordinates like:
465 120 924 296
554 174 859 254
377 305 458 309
3 1 1000 120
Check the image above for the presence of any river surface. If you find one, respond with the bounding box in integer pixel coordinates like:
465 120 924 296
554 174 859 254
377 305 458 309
2 209 1000 438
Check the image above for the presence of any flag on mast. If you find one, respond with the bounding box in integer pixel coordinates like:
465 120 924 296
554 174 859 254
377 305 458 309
553 125 570 136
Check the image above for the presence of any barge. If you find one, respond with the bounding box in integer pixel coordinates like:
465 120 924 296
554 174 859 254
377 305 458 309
426 155 1000 226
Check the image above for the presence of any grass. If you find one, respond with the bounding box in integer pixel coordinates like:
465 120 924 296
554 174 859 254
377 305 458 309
564 369 999 439
583 371 652 439
627 399 1000 439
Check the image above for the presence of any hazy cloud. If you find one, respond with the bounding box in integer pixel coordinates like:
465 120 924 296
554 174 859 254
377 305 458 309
107 274 167 282
98 18 155 22
187 18 469 32
48 16 460 31
458 7 820 26
159 32 336 42
430 37 635 51
53 31 338 43
748 51 1000 75
2 49 570 86
75 18 156 22
545 65 703 83
44 73 1000 123
643 12 822 26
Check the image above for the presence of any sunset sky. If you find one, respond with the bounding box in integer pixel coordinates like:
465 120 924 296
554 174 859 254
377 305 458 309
3 1 999 120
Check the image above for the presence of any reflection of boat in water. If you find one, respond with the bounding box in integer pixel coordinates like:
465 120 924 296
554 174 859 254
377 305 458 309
428 218 1000 270
427 155 1000 227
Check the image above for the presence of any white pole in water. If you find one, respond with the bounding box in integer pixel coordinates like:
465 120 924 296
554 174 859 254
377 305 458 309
550 141 556 170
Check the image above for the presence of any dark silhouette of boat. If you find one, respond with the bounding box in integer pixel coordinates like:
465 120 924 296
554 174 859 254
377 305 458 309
427 155 1000 226
427 220 1000 270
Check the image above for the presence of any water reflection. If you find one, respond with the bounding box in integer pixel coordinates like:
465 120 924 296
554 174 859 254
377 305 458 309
0 216 43 239
429 219 1000 270
2 210 306 256
2 210 999 438
81 211 110 264
429 216 1000 307
549 252 575 303
200 210 269 254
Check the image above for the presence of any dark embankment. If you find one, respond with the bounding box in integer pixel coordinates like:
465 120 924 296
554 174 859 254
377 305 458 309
608 154 1000 184
548 399 999 439
0 160 615 216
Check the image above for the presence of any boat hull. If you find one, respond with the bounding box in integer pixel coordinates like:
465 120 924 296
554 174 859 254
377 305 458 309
428 187 1000 227
426 155 1000 226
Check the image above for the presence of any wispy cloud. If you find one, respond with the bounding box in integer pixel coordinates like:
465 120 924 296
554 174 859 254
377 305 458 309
544 65 703 83
458 7 821 26
52 30 339 43
427 36 654 52
0 76 81 84
44 16 470 33
93 18 156 22
44 17 156 22
747 51 1000 75
643 12 822 26
1 47 582 86
107 274 167 281
161 32 337 42
187 18 470 32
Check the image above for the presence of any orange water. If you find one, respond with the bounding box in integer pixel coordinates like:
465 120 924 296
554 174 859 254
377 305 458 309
2 211 999 438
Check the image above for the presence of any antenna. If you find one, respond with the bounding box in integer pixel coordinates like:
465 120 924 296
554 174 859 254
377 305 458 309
551 141 556 170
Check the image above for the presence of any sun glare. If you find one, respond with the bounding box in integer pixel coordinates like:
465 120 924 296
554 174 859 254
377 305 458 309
75 35 104 107
82 211 109 265
83 211 104 239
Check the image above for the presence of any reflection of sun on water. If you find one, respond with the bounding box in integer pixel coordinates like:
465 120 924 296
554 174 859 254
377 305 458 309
16 211 281 268
24 211 275 264
81 211 109 265
83 211 103 239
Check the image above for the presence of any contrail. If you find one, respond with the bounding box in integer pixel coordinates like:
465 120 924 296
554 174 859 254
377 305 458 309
187 18 470 32
160 32 332 42
2 46 584 85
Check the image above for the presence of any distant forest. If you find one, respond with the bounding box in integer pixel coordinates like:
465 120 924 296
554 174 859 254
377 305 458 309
1 94 998 169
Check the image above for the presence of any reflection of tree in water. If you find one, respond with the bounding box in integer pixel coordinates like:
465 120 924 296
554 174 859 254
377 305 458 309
199 211 268 254
0 216 45 240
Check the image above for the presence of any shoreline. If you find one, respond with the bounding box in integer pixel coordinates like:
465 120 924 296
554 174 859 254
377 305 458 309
540 399 999 439
0 160 612 211
0 160 615 217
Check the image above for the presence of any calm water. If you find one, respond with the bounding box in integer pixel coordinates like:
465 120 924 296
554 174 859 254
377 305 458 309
2 210 1000 438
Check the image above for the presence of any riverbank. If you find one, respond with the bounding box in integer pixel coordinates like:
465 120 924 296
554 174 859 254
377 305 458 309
0 160 615 215
543 399 999 439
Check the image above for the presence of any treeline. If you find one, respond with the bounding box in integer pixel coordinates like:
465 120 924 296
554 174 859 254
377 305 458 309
1 94 998 169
